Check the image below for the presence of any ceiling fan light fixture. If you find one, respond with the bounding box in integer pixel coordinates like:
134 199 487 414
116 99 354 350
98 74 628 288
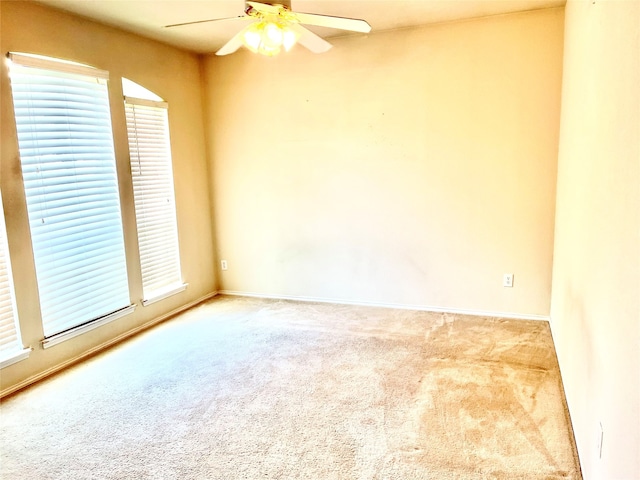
282 28 297 51
241 18 299 56
264 22 284 45
243 27 262 51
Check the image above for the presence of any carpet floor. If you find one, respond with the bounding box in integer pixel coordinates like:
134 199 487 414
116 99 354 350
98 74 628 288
0 295 581 479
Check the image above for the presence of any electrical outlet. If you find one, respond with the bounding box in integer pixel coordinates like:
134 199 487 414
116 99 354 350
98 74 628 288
221 260 228 271
596 422 603 459
503 273 514 287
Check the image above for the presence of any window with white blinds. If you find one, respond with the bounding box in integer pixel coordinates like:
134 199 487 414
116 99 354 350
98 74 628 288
124 94 184 304
9 53 132 339
0 196 25 362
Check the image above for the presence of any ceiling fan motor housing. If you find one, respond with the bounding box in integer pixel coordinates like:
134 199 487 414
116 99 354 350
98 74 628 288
246 0 292 13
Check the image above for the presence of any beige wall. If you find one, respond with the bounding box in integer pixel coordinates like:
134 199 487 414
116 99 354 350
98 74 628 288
550 0 640 478
203 8 564 317
0 1 216 394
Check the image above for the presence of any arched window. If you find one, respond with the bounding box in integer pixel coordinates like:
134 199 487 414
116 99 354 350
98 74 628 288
123 79 185 304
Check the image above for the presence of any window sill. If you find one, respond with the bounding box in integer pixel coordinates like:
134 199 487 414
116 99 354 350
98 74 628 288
142 283 188 307
0 348 32 369
41 304 136 349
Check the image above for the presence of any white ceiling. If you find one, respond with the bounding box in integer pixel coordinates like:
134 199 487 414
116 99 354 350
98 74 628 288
35 0 565 54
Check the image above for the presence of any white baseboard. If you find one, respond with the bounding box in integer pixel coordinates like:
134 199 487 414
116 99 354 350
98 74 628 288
218 290 551 322
0 291 219 399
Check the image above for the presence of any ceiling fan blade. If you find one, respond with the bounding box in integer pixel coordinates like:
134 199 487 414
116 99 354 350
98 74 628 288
164 15 247 28
292 12 371 33
289 24 332 54
216 24 254 56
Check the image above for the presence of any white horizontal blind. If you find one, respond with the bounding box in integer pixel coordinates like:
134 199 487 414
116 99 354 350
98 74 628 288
9 54 131 337
0 197 22 355
125 97 182 301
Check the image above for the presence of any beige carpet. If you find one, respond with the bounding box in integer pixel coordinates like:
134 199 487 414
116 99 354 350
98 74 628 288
0 295 581 479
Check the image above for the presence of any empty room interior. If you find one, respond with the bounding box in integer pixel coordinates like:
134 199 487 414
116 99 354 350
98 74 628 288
0 0 638 479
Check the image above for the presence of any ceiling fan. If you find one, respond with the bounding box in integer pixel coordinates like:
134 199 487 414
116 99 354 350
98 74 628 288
164 1 372 56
